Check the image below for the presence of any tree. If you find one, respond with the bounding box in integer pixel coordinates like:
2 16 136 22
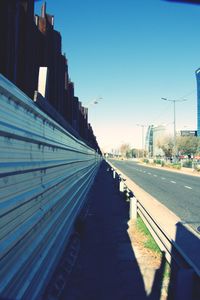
119 143 131 158
176 136 200 156
130 148 139 158
157 135 174 158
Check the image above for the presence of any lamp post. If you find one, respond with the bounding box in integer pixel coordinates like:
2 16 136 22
137 124 147 158
161 97 187 159
84 97 102 124
85 97 103 107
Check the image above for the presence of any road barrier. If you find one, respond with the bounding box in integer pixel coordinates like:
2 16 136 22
108 162 200 300
0 75 101 300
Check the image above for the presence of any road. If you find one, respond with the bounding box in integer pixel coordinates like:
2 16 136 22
109 159 200 233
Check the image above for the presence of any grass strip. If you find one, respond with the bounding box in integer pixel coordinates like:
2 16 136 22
136 215 171 278
136 216 160 253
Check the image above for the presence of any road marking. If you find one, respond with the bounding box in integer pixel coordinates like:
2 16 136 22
184 186 192 190
148 172 151 175
161 177 165 180
153 175 157 177
170 181 176 184
143 171 146 173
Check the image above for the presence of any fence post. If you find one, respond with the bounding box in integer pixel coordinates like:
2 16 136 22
119 177 125 192
130 196 137 220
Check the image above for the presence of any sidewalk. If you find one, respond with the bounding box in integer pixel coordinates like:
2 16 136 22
60 161 166 300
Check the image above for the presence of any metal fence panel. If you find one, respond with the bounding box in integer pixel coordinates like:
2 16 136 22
0 75 101 300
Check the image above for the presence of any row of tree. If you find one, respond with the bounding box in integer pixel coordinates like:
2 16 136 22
157 136 200 158
117 136 200 159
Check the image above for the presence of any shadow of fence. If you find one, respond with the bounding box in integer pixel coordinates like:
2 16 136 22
167 222 200 300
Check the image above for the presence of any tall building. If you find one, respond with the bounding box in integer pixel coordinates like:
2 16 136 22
145 125 154 157
152 125 167 157
195 68 200 136
145 125 168 157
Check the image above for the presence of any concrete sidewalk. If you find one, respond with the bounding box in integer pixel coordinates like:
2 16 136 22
60 161 166 300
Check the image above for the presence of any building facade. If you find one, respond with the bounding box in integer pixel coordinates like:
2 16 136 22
145 125 168 157
152 125 167 157
145 125 154 157
195 68 200 136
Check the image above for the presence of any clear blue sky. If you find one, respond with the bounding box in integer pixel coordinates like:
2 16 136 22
35 0 200 151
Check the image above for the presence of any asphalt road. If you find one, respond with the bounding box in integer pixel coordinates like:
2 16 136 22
109 159 200 233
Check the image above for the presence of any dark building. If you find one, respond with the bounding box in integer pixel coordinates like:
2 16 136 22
72 96 80 132
0 0 37 98
35 3 65 113
65 81 75 125
79 103 89 140
0 0 100 152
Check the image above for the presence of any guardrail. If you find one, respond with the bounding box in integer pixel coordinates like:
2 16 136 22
0 75 101 300
108 162 200 300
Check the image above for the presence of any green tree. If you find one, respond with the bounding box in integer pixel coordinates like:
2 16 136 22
157 135 174 158
176 136 200 156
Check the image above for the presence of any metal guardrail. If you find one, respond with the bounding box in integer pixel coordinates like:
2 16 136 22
109 163 200 299
0 75 101 300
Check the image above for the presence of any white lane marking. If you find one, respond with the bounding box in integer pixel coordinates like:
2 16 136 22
148 172 151 175
161 177 165 180
153 175 157 177
184 186 192 190
143 171 146 173
170 181 176 184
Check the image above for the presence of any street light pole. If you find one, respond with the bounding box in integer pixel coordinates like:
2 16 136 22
173 99 176 151
84 97 103 123
85 97 103 107
137 124 146 158
161 97 187 159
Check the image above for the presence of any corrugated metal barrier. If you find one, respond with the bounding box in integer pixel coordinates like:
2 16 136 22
0 75 101 300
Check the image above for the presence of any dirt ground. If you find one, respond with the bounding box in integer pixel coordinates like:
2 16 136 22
128 220 170 299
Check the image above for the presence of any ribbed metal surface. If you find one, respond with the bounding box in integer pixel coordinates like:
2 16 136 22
0 75 101 300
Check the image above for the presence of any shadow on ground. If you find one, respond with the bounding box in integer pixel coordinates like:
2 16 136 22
60 161 167 300
167 222 200 300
